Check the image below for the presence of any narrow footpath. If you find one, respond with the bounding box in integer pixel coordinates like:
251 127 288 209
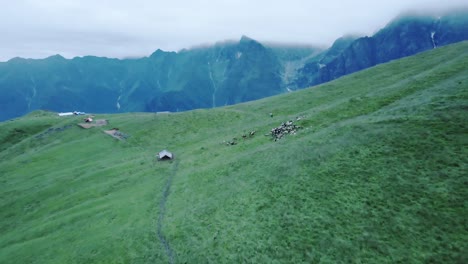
157 160 179 264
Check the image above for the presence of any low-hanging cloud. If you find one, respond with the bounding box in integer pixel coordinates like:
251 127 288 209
0 0 466 61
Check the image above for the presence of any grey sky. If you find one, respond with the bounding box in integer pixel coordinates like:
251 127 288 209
0 0 466 61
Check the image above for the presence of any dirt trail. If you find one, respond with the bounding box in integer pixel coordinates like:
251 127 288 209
157 160 179 264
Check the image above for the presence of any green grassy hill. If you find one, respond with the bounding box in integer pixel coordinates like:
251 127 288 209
1 42 467 263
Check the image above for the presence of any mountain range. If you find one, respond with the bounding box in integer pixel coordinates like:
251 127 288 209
1 41 467 263
0 10 467 121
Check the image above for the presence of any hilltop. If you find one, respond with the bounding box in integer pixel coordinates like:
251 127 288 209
0 42 467 263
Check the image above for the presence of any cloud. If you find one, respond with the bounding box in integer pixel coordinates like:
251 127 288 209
0 0 466 61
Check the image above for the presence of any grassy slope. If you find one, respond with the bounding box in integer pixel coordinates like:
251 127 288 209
0 42 467 263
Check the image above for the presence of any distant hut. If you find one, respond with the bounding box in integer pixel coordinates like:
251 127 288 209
158 150 173 161
58 112 74 117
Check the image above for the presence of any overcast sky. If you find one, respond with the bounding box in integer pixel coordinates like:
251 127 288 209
0 0 466 61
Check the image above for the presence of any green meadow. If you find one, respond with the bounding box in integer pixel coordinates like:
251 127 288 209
0 41 467 263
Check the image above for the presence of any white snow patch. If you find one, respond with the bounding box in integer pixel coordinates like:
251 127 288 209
431 31 437 49
236 52 242 59
287 87 293 93
318 63 326 69
208 62 217 108
28 76 37 110
116 95 121 110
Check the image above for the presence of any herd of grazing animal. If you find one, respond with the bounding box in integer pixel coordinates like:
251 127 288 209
224 117 303 146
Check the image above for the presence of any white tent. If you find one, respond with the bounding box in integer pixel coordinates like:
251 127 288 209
158 150 173 160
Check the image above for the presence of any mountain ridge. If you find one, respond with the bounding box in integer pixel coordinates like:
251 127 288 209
0 10 467 121
296 10 468 87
